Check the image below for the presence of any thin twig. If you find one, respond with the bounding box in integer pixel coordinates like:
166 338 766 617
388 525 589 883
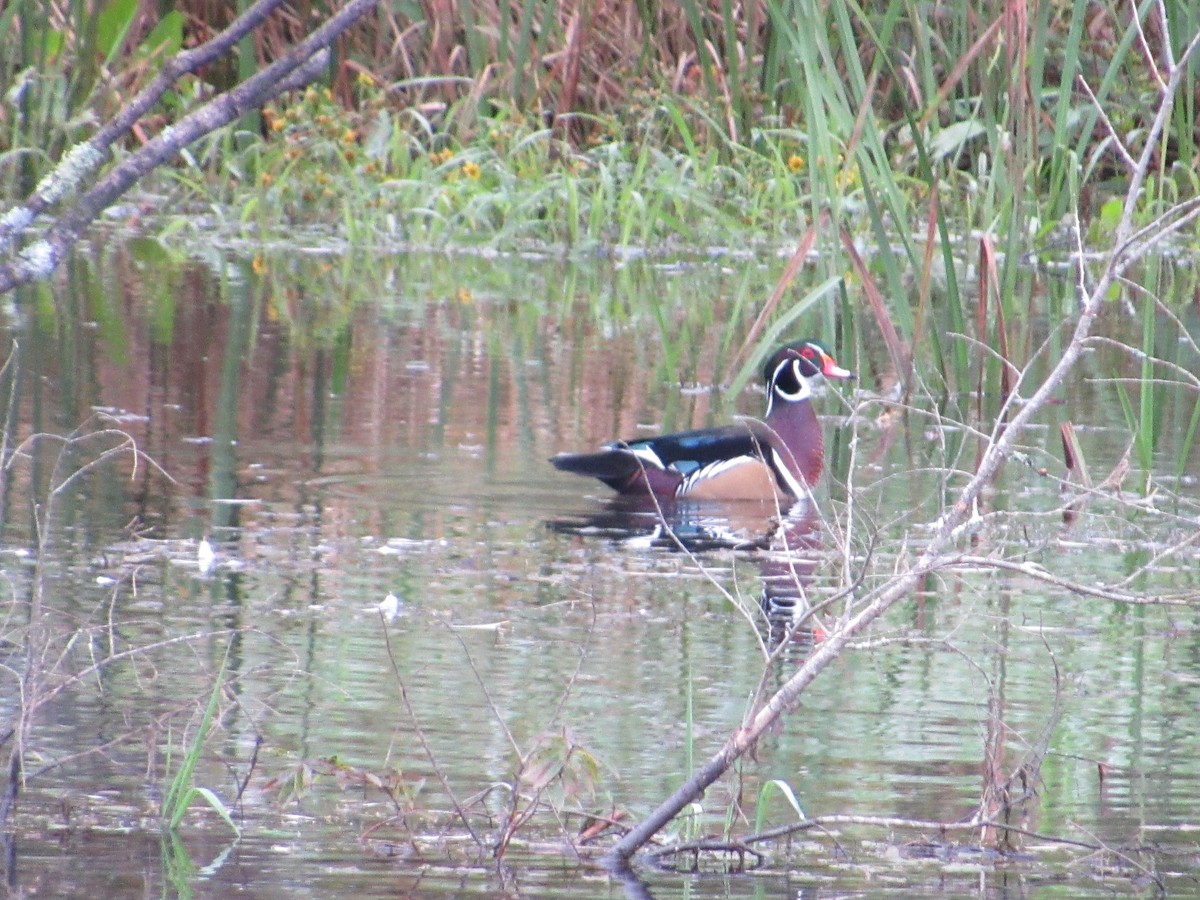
1075 76 1137 172
947 556 1191 605
444 625 523 758
742 813 1104 852
378 611 483 850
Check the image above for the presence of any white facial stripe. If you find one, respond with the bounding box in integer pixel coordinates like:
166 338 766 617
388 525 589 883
768 359 814 413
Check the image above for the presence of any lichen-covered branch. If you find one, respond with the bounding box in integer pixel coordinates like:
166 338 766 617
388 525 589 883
0 0 380 296
0 0 290 252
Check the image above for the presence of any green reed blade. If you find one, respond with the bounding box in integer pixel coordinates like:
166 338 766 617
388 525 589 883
725 276 843 399
510 0 543 107
754 778 807 834
1176 392 1200 481
162 652 235 834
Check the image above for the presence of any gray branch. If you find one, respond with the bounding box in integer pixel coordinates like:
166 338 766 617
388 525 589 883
0 0 380 296
602 28 1200 871
0 0 290 251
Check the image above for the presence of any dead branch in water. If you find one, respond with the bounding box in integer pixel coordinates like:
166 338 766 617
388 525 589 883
602 26 1200 872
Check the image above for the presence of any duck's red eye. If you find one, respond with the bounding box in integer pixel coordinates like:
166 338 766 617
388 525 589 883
801 347 815 358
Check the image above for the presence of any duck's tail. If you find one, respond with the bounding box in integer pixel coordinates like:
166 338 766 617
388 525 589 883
550 450 642 483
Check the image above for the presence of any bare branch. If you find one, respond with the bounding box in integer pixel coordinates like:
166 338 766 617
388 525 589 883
378 611 483 850
0 0 381 296
947 556 1193 605
603 24 1200 872
0 0 290 251
1076 75 1137 171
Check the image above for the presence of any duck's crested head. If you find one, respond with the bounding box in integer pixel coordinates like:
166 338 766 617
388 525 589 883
763 339 854 396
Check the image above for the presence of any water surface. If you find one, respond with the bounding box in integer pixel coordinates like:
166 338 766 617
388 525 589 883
2 239 1199 896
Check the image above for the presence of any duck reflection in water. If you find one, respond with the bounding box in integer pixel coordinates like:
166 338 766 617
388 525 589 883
548 495 826 650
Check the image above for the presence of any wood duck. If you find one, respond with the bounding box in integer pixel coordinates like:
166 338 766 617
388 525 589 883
551 339 853 501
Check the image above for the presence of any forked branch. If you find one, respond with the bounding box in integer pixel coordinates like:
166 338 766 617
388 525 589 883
603 24 1200 870
0 0 380 296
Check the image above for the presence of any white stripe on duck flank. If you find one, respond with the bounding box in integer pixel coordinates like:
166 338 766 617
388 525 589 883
624 444 667 470
677 456 782 500
770 447 810 498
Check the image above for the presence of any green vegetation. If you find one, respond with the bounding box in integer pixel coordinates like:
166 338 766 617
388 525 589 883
5 2 1198 435
4 0 1198 255
161 653 240 836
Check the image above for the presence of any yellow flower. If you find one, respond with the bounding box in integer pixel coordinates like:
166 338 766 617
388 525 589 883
461 160 481 180
252 254 267 275
787 154 805 173
835 165 861 190
341 128 357 145
355 71 375 89
456 287 473 303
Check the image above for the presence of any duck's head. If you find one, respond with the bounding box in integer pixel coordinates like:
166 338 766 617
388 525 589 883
763 339 854 405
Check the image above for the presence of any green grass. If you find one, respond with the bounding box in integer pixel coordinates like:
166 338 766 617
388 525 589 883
157 83 829 252
161 653 239 836
6 0 1200 272
754 778 807 834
